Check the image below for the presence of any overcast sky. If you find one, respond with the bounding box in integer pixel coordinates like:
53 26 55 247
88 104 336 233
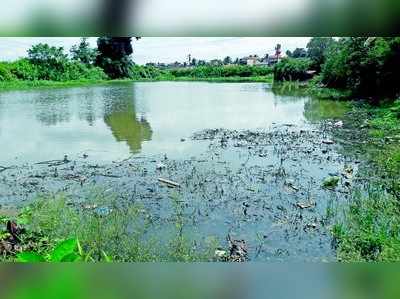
0 37 310 64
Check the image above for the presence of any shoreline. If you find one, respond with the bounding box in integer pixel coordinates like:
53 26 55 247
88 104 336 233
0 76 274 92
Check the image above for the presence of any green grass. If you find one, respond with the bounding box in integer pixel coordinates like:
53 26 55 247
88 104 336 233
333 188 400 261
0 75 273 92
0 192 219 262
359 100 400 173
0 79 134 91
332 99 400 262
305 77 351 100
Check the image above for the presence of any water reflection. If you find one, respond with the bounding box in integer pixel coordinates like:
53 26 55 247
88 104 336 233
34 93 71 126
304 98 350 122
0 82 348 164
271 83 351 122
103 87 152 153
78 92 96 126
271 82 308 98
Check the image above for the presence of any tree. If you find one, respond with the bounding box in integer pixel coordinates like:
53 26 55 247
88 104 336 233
28 43 68 66
70 38 98 65
306 37 335 71
292 48 307 58
321 37 400 98
191 58 197 66
27 43 68 80
95 37 135 79
223 56 232 65
274 58 312 81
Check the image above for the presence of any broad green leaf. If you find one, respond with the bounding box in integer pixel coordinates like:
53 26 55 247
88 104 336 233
17 252 46 263
60 253 81 262
50 238 77 262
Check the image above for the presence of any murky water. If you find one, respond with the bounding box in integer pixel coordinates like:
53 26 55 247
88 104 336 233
0 82 355 261
0 82 348 165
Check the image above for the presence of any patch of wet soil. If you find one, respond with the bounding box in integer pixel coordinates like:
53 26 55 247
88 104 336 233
0 123 363 261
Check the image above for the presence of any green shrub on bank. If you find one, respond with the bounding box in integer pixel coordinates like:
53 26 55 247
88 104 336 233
0 62 18 81
274 58 312 81
0 58 108 82
333 188 400 261
321 37 400 98
168 65 272 78
129 64 165 80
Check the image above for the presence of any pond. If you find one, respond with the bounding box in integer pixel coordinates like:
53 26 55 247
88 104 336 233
0 82 348 164
0 82 356 261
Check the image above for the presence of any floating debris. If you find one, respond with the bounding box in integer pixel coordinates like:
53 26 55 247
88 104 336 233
228 235 248 262
296 202 316 209
322 176 340 188
343 166 353 179
156 162 166 170
284 179 300 192
334 121 343 128
158 178 180 188
305 223 317 230
322 139 335 145
214 249 227 258
0 121 363 261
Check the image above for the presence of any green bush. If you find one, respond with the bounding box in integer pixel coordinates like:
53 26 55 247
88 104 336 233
0 62 16 81
333 188 400 261
62 62 108 81
321 37 400 98
274 58 312 81
129 65 164 80
168 65 272 78
1 58 107 82
9 59 40 81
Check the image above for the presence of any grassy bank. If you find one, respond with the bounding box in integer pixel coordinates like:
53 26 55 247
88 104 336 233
0 79 128 91
0 193 219 262
332 100 400 261
0 75 273 92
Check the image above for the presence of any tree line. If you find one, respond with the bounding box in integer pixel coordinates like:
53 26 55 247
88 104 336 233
0 37 140 82
274 37 400 99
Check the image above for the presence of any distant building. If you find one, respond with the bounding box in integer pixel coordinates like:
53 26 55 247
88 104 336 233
265 54 280 66
209 59 223 66
239 53 280 67
246 55 259 66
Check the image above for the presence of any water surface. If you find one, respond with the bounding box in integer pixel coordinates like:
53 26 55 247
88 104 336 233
0 82 354 261
0 82 335 165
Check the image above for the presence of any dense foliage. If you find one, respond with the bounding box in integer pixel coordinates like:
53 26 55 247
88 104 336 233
0 59 107 82
129 64 164 80
321 37 400 98
0 42 107 82
286 47 307 58
70 38 98 65
273 58 312 81
168 65 272 78
306 37 335 71
95 37 134 79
